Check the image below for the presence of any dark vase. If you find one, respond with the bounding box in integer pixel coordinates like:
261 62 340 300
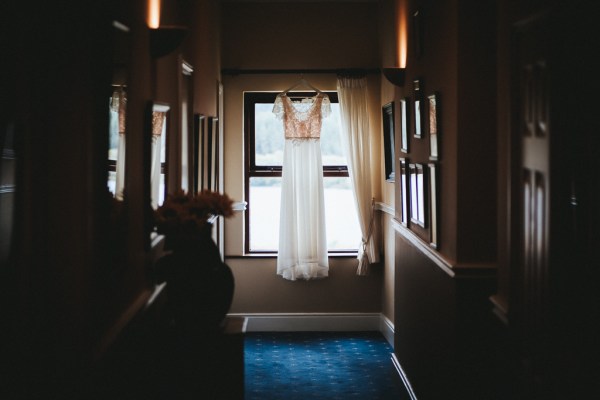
154 224 234 337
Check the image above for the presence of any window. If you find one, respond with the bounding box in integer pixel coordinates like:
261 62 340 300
244 92 360 253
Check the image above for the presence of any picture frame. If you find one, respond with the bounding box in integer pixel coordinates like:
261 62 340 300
413 79 422 138
409 163 426 227
428 92 439 160
400 98 409 153
207 116 219 192
428 163 438 248
399 158 408 225
193 114 205 193
196 115 220 193
382 102 396 182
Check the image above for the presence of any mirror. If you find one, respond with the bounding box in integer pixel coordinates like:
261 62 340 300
103 20 132 269
150 103 170 209
145 102 170 250
108 20 131 200
142 101 171 250
181 61 194 192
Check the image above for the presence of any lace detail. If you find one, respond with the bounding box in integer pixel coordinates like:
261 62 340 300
273 93 331 139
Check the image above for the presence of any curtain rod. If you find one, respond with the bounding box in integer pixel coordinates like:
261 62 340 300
221 68 381 76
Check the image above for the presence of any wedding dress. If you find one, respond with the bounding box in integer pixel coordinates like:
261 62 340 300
273 92 331 280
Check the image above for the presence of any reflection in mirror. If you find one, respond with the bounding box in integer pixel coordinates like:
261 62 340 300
109 86 126 199
151 103 170 209
181 61 194 192
192 114 205 194
409 163 426 227
400 159 408 225
108 20 130 200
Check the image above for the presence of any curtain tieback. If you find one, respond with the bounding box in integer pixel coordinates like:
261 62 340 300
357 198 375 276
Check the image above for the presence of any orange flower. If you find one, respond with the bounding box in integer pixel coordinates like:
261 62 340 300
154 190 234 237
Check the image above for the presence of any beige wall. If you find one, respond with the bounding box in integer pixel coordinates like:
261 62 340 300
221 1 379 70
228 257 385 314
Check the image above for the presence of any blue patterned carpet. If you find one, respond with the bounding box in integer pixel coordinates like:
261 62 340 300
244 331 410 400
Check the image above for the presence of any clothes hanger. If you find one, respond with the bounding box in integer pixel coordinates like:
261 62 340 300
282 77 322 96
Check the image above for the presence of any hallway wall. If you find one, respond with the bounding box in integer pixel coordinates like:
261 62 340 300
382 0 499 398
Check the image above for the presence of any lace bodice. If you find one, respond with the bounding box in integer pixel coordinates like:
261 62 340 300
273 93 331 139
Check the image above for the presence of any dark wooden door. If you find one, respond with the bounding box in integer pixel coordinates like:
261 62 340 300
515 16 551 394
513 4 599 397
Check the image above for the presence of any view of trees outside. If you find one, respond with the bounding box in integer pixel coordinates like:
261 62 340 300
250 102 361 251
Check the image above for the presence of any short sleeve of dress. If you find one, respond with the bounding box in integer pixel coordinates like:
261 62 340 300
321 94 331 119
273 94 284 120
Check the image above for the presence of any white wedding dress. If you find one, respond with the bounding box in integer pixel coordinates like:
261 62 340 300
273 92 330 280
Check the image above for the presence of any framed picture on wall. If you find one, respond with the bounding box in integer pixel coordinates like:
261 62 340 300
413 79 422 138
409 163 426 227
428 92 439 160
202 116 219 192
382 102 395 182
429 163 438 248
399 158 408 225
400 98 409 153
208 116 219 192
193 114 206 193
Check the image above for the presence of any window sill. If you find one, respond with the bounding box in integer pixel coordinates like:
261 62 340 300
225 252 358 260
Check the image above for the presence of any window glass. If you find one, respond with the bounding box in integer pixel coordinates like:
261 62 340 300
320 104 347 166
249 176 281 251
254 104 284 166
323 176 360 249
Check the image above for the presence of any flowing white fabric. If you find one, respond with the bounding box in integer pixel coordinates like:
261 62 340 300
274 93 330 280
337 76 380 275
110 88 126 200
115 134 126 200
150 112 166 209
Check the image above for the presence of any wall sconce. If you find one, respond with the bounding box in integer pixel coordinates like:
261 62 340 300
382 67 406 87
149 25 188 58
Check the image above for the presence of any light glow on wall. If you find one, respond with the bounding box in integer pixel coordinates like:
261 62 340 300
397 0 408 68
148 0 161 28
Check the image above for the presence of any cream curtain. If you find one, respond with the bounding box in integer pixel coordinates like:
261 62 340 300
337 76 380 275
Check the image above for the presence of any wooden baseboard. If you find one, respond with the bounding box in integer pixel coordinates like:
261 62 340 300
227 312 381 332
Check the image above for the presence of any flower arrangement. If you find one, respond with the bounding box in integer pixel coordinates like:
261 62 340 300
154 189 234 238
